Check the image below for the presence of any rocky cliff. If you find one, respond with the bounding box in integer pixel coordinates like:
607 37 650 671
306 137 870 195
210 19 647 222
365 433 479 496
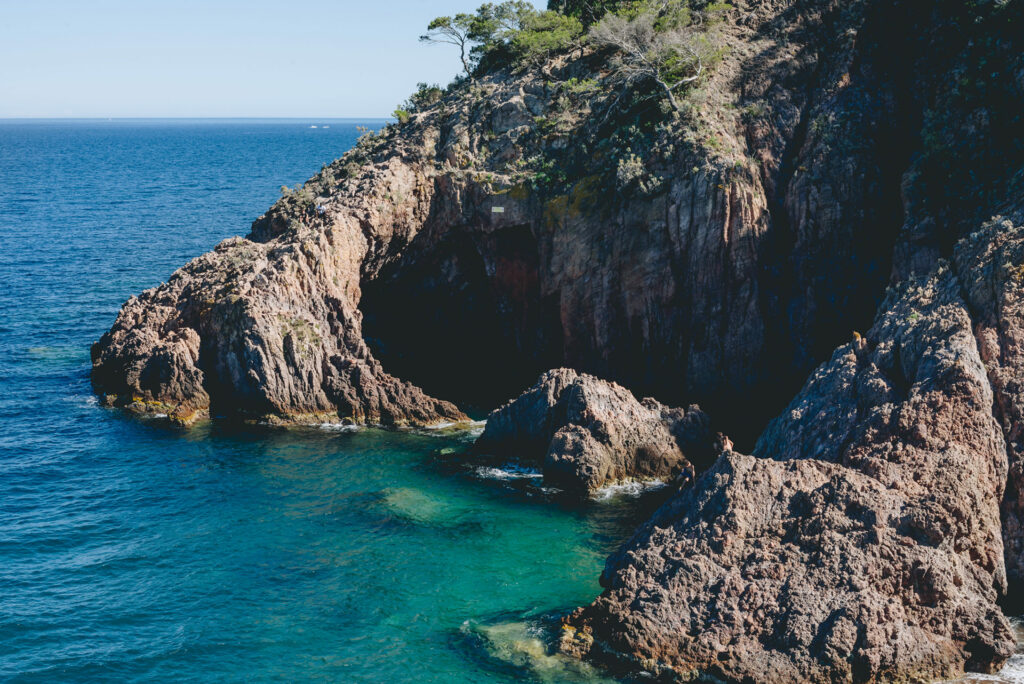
550 0 1024 678
91 0 1024 679
90 156 470 426
91 0 964 431
562 235 1019 680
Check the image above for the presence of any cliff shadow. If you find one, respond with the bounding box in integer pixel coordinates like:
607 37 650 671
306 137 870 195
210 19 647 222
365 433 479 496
360 221 562 413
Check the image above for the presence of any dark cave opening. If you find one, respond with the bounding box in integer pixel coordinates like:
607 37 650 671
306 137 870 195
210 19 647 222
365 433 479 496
360 224 561 416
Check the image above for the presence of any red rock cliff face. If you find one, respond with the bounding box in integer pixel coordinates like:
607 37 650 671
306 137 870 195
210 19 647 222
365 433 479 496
94 0 954 430
90 157 468 426
555 0 1024 678
563 249 1018 681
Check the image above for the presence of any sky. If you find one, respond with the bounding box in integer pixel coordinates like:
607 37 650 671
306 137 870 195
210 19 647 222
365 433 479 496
0 0 545 118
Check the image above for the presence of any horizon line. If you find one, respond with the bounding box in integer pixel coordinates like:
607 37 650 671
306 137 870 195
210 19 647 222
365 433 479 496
0 116 393 122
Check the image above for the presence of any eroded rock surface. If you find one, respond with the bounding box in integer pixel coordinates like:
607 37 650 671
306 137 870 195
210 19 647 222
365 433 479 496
90 0 1024 678
561 257 1016 681
953 216 1024 588
474 368 713 495
91 158 468 426
93 0 965 430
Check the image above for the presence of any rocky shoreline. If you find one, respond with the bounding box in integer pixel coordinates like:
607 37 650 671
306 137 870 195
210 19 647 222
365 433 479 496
561 239 1020 681
91 0 1023 680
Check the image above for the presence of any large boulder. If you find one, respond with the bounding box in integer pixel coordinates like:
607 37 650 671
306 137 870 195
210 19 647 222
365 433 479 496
561 260 1015 681
474 368 715 495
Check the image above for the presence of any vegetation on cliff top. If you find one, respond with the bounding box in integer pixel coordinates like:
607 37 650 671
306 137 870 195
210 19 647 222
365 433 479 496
420 0 728 107
407 0 732 197
268 0 735 227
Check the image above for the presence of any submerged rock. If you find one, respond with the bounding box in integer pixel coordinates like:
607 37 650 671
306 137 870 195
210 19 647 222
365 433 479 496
562 257 1016 681
474 368 714 496
461 618 618 683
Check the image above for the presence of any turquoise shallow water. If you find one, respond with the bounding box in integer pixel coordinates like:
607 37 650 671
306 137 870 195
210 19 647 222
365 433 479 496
0 120 653 682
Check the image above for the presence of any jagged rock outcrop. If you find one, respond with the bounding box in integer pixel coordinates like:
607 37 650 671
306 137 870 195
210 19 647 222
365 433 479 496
473 368 714 495
554 0 1024 678
953 216 1024 588
91 158 468 426
561 257 1016 681
93 0 970 431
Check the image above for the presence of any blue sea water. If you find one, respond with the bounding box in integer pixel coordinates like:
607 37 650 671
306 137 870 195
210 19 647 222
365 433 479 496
0 120 656 683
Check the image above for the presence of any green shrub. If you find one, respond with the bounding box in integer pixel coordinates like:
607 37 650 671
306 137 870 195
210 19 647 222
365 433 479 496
393 108 411 124
615 152 644 189
589 0 726 112
405 82 444 111
510 11 584 66
344 161 362 178
562 77 601 95
547 0 623 25
278 183 314 213
319 171 336 194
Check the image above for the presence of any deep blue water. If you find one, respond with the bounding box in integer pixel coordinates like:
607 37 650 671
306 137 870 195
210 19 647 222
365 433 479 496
0 120 654 682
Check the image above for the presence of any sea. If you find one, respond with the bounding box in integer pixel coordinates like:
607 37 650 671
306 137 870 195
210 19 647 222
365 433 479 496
0 119 660 683
0 119 1020 683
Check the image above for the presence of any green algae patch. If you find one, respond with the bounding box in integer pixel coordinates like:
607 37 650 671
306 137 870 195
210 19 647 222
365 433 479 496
460 619 620 683
502 182 531 201
544 195 569 232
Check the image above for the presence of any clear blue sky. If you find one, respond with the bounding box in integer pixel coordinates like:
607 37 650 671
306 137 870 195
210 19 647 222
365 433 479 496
0 0 544 118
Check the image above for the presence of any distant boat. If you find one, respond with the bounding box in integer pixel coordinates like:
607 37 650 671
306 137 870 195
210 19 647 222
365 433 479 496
310 125 318 129
322 125 330 129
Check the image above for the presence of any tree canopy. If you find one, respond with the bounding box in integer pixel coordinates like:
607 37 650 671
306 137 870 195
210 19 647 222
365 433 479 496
420 0 724 115
590 1 722 111
547 0 623 25
420 14 477 74
422 1 584 75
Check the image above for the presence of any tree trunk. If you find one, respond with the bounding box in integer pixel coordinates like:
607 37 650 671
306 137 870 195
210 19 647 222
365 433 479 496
657 79 681 112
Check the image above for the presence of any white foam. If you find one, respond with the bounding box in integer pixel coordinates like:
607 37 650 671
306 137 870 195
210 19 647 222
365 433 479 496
318 423 362 433
947 656 1024 682
999 655 1024 682
63 395 99 407
592 479 668 501
423 419 487 431
474 463 543 481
